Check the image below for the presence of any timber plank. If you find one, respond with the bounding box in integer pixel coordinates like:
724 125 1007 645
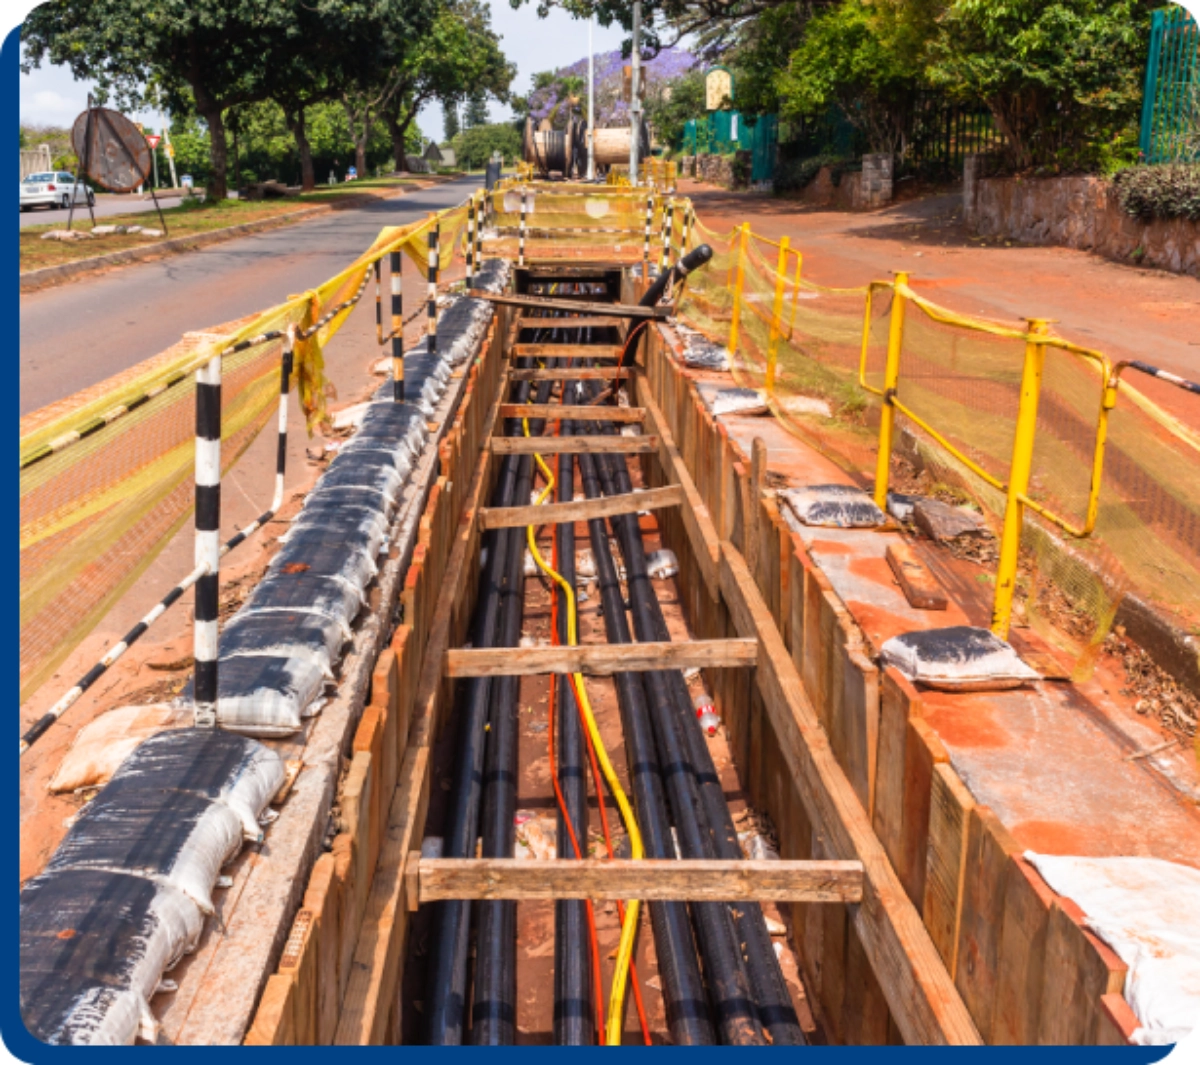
473 291 666 317
924 762 975 979
511 343 623 358
992 857 1055 1045
490 434 658 455
509 366 631 381
886 541 948 610
446 637 758 677
416 858 863 903
498 403 646 423
480 484 682 530
719 544 982 1046
515 316 626 330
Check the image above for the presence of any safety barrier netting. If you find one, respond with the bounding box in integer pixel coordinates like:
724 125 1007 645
20 205 469 706
673 212 1200 681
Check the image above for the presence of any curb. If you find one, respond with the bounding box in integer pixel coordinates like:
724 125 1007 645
19 182 443 293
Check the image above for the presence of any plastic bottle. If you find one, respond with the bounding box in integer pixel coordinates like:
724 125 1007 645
694 692 719 736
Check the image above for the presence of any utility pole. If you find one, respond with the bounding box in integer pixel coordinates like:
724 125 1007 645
587 17 596 181
163 114 179 189
629 0 642 185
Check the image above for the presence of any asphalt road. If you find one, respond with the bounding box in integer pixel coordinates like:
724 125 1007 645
20 175 480 414
19 192 172 229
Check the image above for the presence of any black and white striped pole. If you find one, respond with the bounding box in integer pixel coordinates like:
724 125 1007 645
427 219 440 358
518 188 527 267
466 195 476 288
374 260 383 345
476 191 485 268
681 201 693 253
391 250 404 401
659 198 675 273
193 353 222 729
643 192 654 272
21 331 297 755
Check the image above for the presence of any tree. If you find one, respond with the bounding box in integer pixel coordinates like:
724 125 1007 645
444 98 462 141
451 122 523 167
925 0 1152 169
465 90 490 129
644 69 705 149
377 0 515 172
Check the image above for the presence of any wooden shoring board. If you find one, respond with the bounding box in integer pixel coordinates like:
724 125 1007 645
475 291 666 318
479 483 683 531
634 373 721 602
515 316 626 331
409 857 863 906
490 434 657 455
512 343 623 358
331 317 519 1045
719 543 983 1046
509 366 630 382
445 637 758 678
498 403 645 423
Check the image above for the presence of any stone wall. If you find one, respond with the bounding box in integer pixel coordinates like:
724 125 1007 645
964 159 1200 276
860 152 894 208
678 151 751 190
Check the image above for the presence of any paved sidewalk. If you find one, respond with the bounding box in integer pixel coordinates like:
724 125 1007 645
681 181 1200 425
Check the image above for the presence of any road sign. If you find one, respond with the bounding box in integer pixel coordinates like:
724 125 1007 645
705 67 734 111
145 134 161 149
165 143 175 158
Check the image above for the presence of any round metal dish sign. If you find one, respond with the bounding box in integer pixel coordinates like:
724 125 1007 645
71 107 153 193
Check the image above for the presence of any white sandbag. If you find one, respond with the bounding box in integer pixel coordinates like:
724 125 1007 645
210 655 329 737
1026 853 1200 1046
48 703 189 795
880 626 1040 691
782 484 885 529
646 549 679 579
710 387 768 417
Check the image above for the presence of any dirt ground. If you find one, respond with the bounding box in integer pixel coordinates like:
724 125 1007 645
680 180 1200 427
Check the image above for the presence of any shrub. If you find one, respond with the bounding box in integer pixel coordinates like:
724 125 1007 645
774 153 852 192
1113 163 1200 223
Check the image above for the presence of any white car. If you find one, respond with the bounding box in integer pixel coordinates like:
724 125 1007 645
20 172 96 211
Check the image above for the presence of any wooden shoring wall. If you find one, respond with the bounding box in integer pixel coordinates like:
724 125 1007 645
638 321 1135 1048
243 307 512 1045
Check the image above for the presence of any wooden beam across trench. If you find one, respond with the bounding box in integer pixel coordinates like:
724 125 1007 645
470 290 668 319
446 637 758 678
407 857 864 909
479 483 681 530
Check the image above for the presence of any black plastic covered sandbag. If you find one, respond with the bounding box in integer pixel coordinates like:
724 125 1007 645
880 625 1040 691
290 502 391 547
221 610 347 680
269 530 378 593
45 790 243 915
20 869 203 1045
782 484 886 529
329 440 414 479
242 570 364 634
180 654 328 737
317 462 404 505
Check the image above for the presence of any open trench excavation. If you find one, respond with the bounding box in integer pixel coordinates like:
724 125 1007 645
403 274 816 1045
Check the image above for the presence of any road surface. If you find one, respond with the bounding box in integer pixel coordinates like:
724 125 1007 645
20 175 479 413
19 192 177 229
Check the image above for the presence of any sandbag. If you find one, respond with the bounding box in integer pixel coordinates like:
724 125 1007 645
45 790 243 915
268 530 379 593
302 484 399 519
199 654 329 737
101 728 286 840
221 609 347 680
292 500 391 542
709 388 769 417
20 869 203 1045
241 570 364 636
880 625 1040 691
782 484 886 529
316 462 404 506
48 703 190 795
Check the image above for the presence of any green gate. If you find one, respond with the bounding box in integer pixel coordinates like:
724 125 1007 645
1140 5 1199 163
680 112 778 182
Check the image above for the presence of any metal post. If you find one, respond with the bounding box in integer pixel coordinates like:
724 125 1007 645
476 191 485 268
519 188 527 267
873 272 909 511
992 318 1048 639
587 17 596 181
766 236 789 395
629 0 642 185
390 251 404 400
427 219 440 358
643 192 653 272
276 327 294 505
193 353 222 728
681 202 692 252
659 198 674 272
374 259 383 345
466 195 476 287
728 223 749 355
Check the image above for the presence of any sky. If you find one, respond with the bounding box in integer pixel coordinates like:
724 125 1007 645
17 0 629 144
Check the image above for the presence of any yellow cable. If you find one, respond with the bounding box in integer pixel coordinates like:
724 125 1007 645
521 415 644 1047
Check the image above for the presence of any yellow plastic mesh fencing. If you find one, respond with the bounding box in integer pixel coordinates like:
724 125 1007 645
681 209 1200 679
19 207 464 706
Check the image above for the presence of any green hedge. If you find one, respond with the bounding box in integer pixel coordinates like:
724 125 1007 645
1113 163 1200 223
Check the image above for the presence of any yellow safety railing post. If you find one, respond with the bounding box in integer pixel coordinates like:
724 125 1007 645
873 272 909 510
766 235 789 395
729 223 749 356
991 318 1048 639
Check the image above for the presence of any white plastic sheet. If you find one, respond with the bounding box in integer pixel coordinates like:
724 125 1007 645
1026 852 1200 1046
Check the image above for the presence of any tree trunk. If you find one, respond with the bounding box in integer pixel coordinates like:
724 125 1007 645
284 106 315 191
198 103 229 201
387 109 416 173
356 140 367 176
